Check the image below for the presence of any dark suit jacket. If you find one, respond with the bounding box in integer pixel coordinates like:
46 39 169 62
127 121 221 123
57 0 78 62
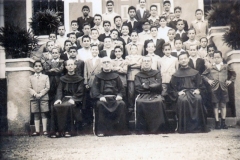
188 58 205 74
168 19 188 31
77 16 94 31
98 50 115 59
123 20 142 35
143 39 165 57
136 9 150 22
175 32 189 43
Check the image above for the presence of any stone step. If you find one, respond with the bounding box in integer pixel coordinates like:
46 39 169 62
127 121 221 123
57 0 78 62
207 117 236 127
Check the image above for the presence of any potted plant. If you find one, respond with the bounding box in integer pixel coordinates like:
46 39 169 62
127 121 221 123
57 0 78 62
29 9 62 35
223 1 240 50
0 24 38 59
0 23 39 135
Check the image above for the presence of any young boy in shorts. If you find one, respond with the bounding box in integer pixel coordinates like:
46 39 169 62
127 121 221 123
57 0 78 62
202 51 236 129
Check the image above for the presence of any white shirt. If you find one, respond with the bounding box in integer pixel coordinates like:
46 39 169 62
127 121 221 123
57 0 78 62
56 35 67 50
102 11 119 29
91 56 99 66
77 48 92 62
157 26 172 42
51 58 60 63
172 49 185 56
139 8 146 18
127 18 138 27
160 55 178 83
215 62 223 71
176 30 186 37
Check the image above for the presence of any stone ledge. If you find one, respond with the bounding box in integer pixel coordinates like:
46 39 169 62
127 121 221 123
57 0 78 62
5 58 35 63
5 67 35 72
207 117 236 127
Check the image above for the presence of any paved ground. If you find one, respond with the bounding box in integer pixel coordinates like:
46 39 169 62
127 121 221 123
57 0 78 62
0 126 240 160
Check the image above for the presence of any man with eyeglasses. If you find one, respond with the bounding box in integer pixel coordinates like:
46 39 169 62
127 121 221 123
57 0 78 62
102 0 119 30
91 57 128 137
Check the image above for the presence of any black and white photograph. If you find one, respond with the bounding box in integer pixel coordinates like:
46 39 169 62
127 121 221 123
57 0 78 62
0 0 240 159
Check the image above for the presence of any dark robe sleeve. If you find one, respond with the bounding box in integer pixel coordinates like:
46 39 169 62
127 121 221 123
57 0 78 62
168 75 179 101
116 76 124 97
149 73 162 94
135 76 150 94
72 80 84 102
55 81 63 101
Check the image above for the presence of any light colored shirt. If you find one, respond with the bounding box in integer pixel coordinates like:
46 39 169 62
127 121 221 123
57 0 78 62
146 53 161 71
157 26 172 42
77 48 92 62
102 11 119 29
215 62 223 71
159 55 178 83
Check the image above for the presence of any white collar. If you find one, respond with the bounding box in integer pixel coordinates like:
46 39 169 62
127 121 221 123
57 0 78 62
127 18 138 23
91 39 100 44
51 58 59 62
190 55 200 60
214 62 223 66
148 16 159 21
34 73 42 77
176 30 186 34
163 55 172 58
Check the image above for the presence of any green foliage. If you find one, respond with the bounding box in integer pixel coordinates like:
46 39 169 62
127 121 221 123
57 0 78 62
30 9 61 35
0 24 38 58
223 1 240 49
206 3 232 27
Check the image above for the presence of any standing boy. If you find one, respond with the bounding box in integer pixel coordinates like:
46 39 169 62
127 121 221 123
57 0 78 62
123 6 142 34
98 20 112 42
190 9 208 41
77 5 94 31
188 45 205 74
144 26 165 57
175 19 189 42
202 51 236 129
102 0 119 29
168 6 188 31
136 0 150 22
183 28 200 51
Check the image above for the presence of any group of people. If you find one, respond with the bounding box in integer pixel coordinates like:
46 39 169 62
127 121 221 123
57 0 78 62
29 0 236 137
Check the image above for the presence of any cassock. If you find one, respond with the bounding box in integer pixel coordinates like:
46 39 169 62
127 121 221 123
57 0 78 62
134 69 167 134
50 74 84 135
169 67 208 133
91 71 127 136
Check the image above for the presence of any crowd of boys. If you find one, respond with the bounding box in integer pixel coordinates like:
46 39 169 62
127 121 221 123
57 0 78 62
30 0 236 137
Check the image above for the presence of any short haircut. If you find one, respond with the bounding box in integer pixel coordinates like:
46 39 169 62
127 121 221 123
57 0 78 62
49 32 57 38
176 19 184 24
106 0 114 6
46 40 54 46
91 44 99 49
114 45 123 51
111 29 120 37
68 33 76 37
150 25 158 31
207 44 217 51
162 42 172 50
103 20 111 26
91 28 99 33
82 22 91 28
188 28 196 34
131 30 138 35
128 6 136 13
82 5 90 11
195 9 203 14
200 37 208 43
189 44 198 50
163 0 171 5
178 51 189 60
150 4 157 10
168 28 175 34
114 16 122 23
174 38 183 44
139 0 146 3
94 14 102 20
104 36 112 41
33 60 43 67
159 16 167 21
213 50 222 57
82 35 91 41
174 6 182 12
147 41 156 47
142 19 150 26
57 24 65 29
64 40 72 46
68 46 78 51
51 47 60 53
71 20 78 25
121 24 129 30
130 44 138 50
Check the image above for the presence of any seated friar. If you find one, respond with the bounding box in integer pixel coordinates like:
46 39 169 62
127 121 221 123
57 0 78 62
50 59 84 138
90 57 128 137
168 52 209 133
134 56 167 134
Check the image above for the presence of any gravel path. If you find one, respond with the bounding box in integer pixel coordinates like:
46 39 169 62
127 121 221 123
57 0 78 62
1 127 240 160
